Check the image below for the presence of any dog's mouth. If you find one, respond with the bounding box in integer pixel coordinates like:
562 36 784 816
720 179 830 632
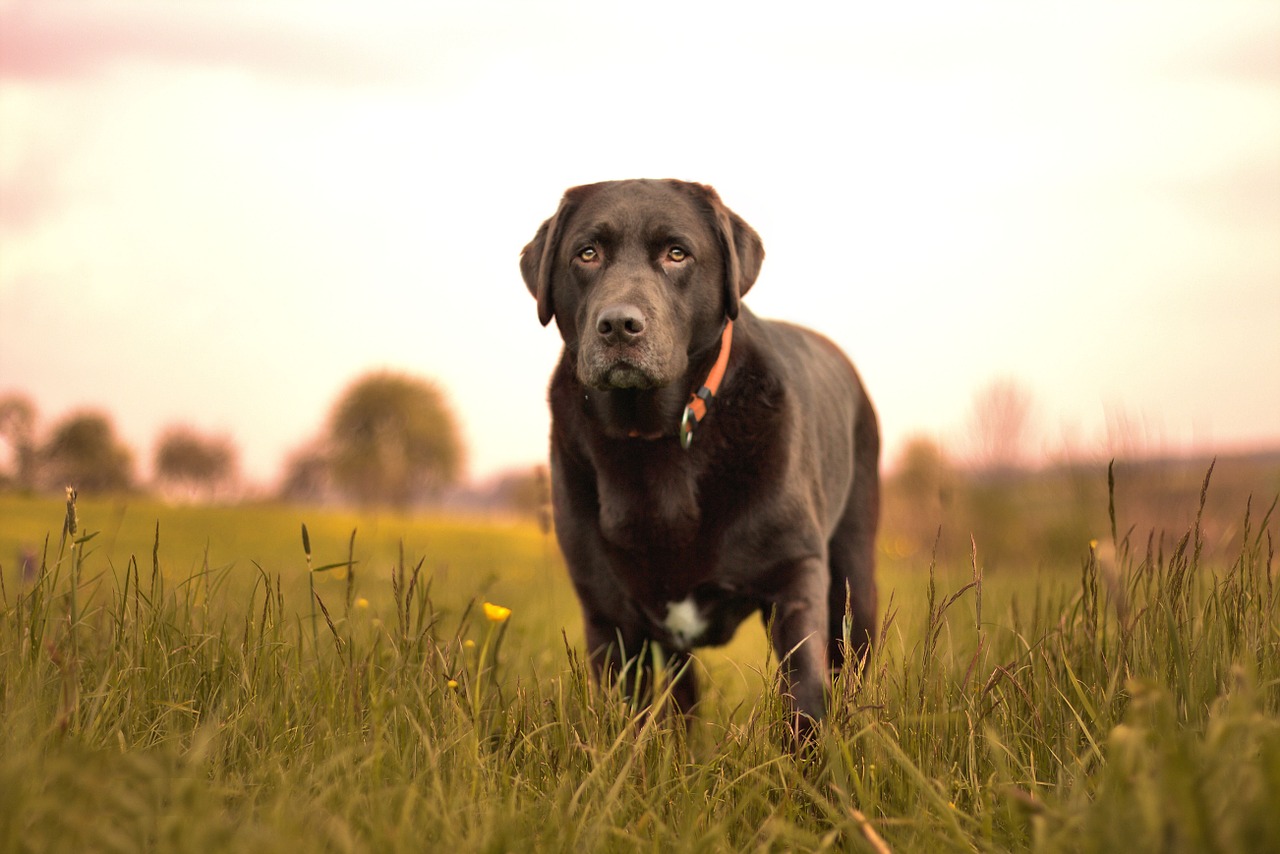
598 363 654 389
576 327 685 391
579 354 661 390
578 343 673 390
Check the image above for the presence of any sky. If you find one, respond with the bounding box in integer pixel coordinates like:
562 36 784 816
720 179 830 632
1 0 1278 489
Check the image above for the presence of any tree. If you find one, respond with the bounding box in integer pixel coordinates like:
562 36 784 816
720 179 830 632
326 371 465 507
40 411 134 493
965 378 1036 472
153 426 238 501
278 440 332 505
0 393 38 491
895 435 953 504
888 435 957 558
490 465 553 529
959 379 1038 568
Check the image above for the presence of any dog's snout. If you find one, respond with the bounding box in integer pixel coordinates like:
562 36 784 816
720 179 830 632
596 303 647 344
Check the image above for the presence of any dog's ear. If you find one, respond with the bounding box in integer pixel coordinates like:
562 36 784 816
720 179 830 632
698 185 764 321
520 194 575 327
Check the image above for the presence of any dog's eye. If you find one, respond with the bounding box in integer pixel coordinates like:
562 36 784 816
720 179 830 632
576 246 598 263
667 246 688 262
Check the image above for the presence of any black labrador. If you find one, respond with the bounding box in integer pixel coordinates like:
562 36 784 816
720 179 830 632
521 179 878 726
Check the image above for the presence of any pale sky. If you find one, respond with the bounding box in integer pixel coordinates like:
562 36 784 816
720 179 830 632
2 0 1278 487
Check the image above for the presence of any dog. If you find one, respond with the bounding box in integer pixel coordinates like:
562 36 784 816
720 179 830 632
521 179 879 727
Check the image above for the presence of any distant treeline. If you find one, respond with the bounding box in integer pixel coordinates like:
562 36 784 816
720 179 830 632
4 385 1277 574
883 438 1280 573
0 371 467 507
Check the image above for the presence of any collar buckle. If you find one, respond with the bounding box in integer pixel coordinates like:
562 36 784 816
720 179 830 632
679 319 734 450
680 405 696 449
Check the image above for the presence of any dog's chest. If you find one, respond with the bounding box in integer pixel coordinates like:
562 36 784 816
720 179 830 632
594 451 705 550
662 597 708 649
585 431 764 649
648 585 759 651
604 539 758 649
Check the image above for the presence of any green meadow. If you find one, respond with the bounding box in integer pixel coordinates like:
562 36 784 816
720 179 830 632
1 469 1277 852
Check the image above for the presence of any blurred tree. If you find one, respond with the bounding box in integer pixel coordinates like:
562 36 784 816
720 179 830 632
895 436 954 505
965 378 1036 472
154 426 238 501
0 393 38 491
326 371 465 507
960 380 1038 569
490 465 553 529
278 440 332 505
40 411 134 494
887 435 958 560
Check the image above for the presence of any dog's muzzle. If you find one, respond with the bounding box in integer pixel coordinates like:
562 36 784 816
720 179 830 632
579 301 678 389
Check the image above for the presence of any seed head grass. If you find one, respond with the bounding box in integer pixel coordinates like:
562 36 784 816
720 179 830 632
0 469 1277 852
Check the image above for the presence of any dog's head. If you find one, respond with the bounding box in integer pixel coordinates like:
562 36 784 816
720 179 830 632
521 179 764 391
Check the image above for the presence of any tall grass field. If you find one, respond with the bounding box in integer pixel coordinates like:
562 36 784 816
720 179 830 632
1 466 1277 852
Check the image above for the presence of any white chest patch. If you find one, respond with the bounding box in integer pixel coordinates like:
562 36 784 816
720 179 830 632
663 597 708 650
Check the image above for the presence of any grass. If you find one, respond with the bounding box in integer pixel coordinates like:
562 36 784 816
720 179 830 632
1 467 1277 853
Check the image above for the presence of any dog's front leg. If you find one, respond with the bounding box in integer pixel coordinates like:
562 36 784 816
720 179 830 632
583 617 697 716
583 615 645 697
768 561 831 732
664 649 699 717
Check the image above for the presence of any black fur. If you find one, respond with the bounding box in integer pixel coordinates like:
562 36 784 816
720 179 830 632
521 179 879 726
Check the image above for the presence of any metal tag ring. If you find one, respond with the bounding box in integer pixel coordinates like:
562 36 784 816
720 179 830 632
680 406 696 449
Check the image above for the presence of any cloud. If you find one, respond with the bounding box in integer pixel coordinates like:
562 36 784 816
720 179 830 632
1171 156 1280 233
0 2 412 87
0 142 66 232
1173 12 1280 88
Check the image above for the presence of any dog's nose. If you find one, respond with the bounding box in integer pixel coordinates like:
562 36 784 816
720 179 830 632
595 304 647 344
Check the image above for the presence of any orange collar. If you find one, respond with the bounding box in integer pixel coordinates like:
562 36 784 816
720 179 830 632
679 319 733 449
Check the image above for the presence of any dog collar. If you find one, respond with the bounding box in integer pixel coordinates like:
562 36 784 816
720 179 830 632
679 319 733 449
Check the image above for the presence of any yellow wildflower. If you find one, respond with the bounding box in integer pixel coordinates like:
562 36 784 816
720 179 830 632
355 597 370 609
447 679 459 689
463 639 476 649
483 602 512 623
